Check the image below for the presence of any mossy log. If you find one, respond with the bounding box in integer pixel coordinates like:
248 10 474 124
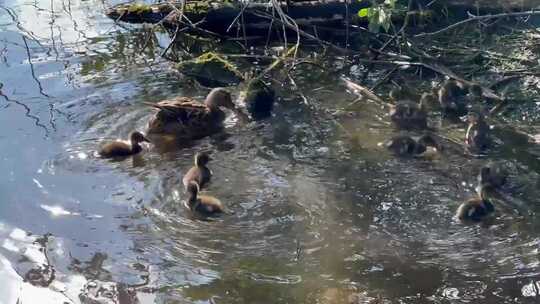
177 52 244 86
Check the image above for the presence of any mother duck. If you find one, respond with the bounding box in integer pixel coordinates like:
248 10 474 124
145 88 239 139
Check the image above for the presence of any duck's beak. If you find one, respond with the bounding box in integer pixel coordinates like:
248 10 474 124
142 136 151 143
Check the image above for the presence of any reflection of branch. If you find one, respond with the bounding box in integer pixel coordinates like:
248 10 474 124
0 6 46 49
294 239 302 262
35 233 56 286
49 0 59 60
0 44 7 66
61 0 89 43
22 36 50 98
48 104 58 131
0 82 49 135
36 234 75 303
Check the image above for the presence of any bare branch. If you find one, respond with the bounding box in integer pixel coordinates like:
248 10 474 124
415 9 540 38
342 77 386 104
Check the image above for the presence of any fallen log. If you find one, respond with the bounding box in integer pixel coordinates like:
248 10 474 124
106 0 540 36
106 1 371 37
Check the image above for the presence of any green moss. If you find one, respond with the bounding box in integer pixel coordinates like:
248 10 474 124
177 52 243 86
194 52 241 74
116 2 213 16
126 3 153 14
184 1 211 14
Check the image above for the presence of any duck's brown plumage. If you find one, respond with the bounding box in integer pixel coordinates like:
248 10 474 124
456 186 494 222
385 134 439 156
145 88 236 139
185 181 224 215
99 131 149 158
183 152 212 190
465 111 490 152
456 196 494 222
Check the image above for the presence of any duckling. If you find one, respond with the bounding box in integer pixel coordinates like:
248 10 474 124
456 186 494 222
438 79 468 116
182 152 212 191
465 111 490 152
185 181 224 215
384 134 439 156
145 88 239 139
389 98 428 129
98 131 150 158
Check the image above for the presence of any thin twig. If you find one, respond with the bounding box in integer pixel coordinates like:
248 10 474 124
415 9 540 38
252 10 348 54
360 0 413 82
240 6 248 47
161 25 181 58
489 72 540 89
226 1 249 33
370 66 399 91
342 77 386 104
354 55 505 101
271 0 300 60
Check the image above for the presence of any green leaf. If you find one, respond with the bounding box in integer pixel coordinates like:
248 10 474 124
358 8 369 18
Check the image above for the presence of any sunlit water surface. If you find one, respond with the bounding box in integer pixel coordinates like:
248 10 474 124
1 1 540 303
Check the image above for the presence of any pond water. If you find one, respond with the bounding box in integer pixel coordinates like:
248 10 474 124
1 1 540 303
